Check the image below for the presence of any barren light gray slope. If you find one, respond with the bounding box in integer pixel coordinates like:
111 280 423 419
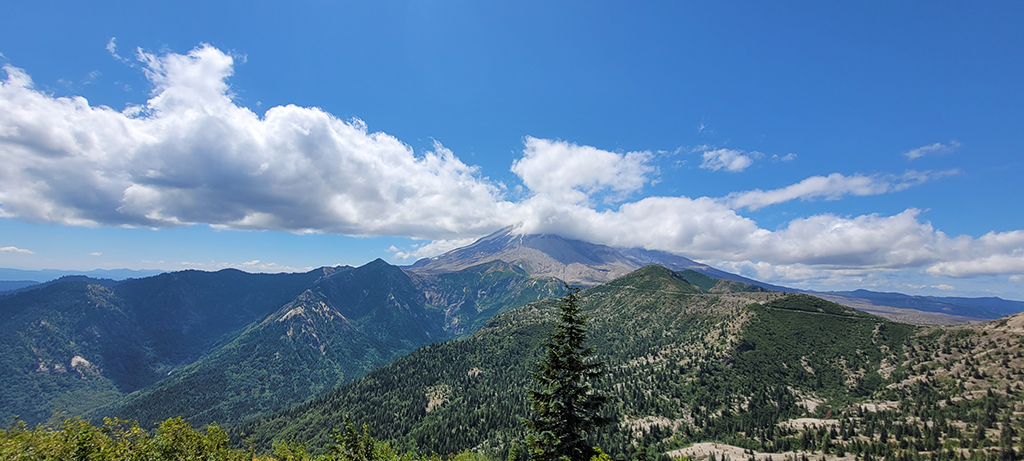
406 225 790 290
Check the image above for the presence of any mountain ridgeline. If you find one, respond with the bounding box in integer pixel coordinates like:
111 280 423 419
0 259 562 427
0 268 325 423
3 228 1024 461
236 266 919 456
824 289 1024 320
233 265 1024 461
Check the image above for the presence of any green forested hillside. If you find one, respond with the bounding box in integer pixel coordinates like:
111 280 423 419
5 264 1024 461
412 260 565 336
237 266 917 458
104 260 442 427
0 268 327 425
93 259 562 428
110 268 329 369
0 260 561 427
0 281 138 423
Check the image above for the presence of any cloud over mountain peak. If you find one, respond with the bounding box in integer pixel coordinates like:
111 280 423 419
2 44 1022 293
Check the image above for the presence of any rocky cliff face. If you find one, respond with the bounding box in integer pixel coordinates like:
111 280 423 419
410 260 564 335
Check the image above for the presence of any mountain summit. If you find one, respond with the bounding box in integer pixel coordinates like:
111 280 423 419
407 225 783 289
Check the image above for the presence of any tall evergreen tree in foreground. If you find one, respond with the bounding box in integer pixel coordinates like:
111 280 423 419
525 285 606 461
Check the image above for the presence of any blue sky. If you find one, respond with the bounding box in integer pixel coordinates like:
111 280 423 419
1 2 1023 299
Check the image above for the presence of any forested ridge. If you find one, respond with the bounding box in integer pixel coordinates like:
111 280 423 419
4 265 1024 461
0 259 563 429
234 266 1015 460
0 268 325 424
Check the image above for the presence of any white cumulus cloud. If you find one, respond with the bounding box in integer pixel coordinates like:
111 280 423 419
0 44 512 239
388 237 479 261
3 43 1024 289
925 253 1024 278
510 137 655 204
512 196 1024 282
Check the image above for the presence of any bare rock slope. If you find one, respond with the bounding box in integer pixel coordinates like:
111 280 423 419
406 225 787 289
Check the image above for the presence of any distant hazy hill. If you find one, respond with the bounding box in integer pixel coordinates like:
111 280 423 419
0 280 39 292
825 289 1024 319
0 267 165 283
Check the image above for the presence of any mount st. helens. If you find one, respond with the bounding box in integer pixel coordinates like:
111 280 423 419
408 226 1024 322
405 225 789 290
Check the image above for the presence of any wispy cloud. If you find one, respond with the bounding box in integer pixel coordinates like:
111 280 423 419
904 140 961 160
925 253 1024 278
725 169 960 211
700 148 763 173
84 70 101 85
387 237 479 261
0 246 33 254
106 37 130 64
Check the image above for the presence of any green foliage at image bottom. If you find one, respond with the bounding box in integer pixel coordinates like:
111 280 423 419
0 416 247 460
0 416 508 461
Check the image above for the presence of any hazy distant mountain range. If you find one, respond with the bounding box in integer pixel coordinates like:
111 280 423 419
0 268 165 293
3 226 1023 325
3 226 1023 322
811 289 1024 326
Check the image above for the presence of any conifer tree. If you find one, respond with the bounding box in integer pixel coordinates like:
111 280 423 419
525 285 606 461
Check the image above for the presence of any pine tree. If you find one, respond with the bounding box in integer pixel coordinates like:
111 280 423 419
525 285 606 461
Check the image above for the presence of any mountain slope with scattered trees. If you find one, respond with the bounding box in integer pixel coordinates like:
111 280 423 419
5 265 1024 461
237 266 918 458
0 268 325 424
0 259 562 427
